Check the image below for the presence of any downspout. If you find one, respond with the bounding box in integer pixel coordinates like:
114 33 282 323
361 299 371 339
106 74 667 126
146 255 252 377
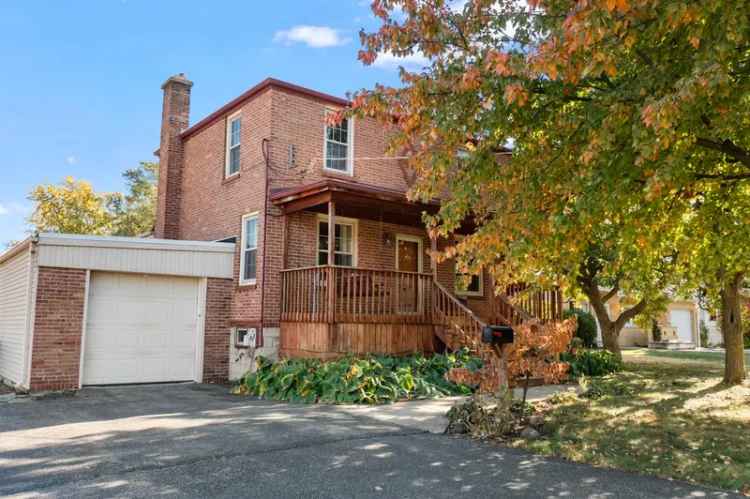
259 138 271 348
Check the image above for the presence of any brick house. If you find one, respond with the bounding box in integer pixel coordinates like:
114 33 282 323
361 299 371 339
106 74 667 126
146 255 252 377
154 73 562 380
0 74 560 392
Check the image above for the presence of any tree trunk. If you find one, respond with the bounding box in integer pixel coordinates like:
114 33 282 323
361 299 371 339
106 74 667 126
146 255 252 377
599 321 622 360
580 285 626 362
577 259 648 362
721 272 746 385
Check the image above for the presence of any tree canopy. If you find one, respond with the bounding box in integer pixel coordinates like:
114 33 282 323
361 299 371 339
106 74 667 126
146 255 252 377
352 0 749 380
29 177 113 235
28 162 158 238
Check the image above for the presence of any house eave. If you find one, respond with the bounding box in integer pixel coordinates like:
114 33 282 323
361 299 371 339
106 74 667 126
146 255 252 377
181 78 351 141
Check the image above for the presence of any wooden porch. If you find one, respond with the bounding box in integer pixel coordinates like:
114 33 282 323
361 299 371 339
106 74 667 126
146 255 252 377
279 266 437 358
279 265 564 359
272 178 564 359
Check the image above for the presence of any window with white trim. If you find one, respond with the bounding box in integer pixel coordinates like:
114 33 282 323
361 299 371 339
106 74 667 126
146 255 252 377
226 114 241 177
455 268 483 297
240 213 258 284
324 112 352 173
318 219 356 266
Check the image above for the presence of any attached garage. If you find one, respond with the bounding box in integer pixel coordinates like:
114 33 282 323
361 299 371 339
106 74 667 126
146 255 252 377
0 233 234 392
83 272 202 385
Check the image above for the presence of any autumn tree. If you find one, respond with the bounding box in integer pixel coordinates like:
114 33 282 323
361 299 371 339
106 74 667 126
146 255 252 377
108 162 159 236
677 185 750 383
29 177 113 235
28 162 159 238
351 0 749 381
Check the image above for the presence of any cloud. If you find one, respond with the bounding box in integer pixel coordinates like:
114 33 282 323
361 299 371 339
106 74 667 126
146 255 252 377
0 202 31 217
448 0 469 11
273 26 351 48
65 155 78 165
371 51 430 70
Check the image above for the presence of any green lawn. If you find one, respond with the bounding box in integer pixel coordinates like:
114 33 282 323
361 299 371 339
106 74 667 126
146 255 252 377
623 348 750 367
512 355 750 494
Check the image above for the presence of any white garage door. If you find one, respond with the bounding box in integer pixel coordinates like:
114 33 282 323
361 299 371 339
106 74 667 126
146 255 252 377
670 309 694 344
83 272 200 385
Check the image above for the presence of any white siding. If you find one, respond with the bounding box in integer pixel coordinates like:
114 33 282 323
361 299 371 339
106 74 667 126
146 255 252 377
37 234 234 279
0 248 31 385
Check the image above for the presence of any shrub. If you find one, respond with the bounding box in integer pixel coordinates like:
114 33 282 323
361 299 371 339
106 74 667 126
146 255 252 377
563 308 598 348
561 349 623 378
237 349 482 405
651 320 662 342
699 320 710 348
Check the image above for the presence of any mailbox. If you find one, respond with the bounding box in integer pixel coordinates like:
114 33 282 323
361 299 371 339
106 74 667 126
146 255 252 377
482 325 514 345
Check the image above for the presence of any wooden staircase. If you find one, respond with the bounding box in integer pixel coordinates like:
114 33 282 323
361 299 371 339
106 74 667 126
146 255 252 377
432 280 564 350
432 281 567 392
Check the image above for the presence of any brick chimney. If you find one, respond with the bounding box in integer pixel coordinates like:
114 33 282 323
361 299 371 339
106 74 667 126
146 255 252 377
155 73 193 239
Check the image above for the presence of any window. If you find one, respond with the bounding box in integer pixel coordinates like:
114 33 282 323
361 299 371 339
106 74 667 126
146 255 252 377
455 268 483 297
317 217 356 266
226 113 241 177
324 112 353 173
240 213 258 284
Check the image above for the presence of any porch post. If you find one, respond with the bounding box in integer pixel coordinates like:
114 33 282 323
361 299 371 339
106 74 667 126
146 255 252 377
281 213 288 270
328 201 335 266
430 237 438 279
327 200 336 323
430 236 438 323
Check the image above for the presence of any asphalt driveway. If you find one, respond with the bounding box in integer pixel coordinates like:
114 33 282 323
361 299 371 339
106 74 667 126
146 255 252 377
0 384 737 498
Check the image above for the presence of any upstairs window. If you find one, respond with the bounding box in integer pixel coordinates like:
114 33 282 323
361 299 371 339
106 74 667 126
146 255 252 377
324 112 353 174
318 218 356 267
226 113 241 177
240 213 258 284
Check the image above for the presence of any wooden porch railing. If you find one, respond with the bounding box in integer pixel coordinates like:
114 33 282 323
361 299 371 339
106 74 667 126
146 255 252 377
490 284 564 325
280 267 564 333
432 281 487 351
280 266 332 323
280 266 433 324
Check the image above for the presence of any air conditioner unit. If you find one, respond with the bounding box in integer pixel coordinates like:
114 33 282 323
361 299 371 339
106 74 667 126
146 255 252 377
237 328 257 348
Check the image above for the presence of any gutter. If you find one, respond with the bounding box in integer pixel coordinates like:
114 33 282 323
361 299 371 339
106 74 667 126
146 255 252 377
0 235 35 266
259 138 272 348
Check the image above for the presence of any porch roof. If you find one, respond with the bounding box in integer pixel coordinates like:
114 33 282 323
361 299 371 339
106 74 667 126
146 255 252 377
270 179 440 228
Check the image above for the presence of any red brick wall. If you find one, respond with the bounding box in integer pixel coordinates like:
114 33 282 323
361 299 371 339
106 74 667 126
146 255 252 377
167 81 495 326
172 84 415 327
202 278 233 383
179 88 273 326
29 267 87 392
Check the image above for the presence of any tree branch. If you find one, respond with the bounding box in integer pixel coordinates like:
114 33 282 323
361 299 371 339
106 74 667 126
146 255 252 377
695 137 750 168
601 282 620 304
694 172 750 181
614 299 648 331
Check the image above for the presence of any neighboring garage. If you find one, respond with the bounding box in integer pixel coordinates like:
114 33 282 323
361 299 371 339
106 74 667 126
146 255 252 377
0 233 234 392
669 308 696 345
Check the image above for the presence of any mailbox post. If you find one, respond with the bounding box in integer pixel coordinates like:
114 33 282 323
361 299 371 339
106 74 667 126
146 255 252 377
481 325 514 345
481 325 514 390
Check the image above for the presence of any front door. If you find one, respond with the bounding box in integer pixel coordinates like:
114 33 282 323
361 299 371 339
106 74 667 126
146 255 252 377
396 236 422 313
